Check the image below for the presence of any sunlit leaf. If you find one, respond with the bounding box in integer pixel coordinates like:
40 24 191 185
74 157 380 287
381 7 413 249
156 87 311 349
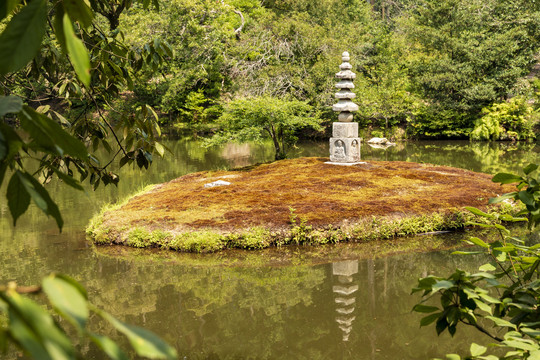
465 207 492 218
88 333 129 360
473 299 492 315
528 350 540 360
63 13 90 86
42 275 89 331
155 142 165 157
489 192 516 204
470 343 487 356
502 339 538 351
4 290 74 359
486 316 516 329
0 0 47 74
468 237 488 248
478 263 496 272
98 311 177 359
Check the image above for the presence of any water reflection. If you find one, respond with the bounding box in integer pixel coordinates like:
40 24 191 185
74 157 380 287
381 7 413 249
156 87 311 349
332 260 358 342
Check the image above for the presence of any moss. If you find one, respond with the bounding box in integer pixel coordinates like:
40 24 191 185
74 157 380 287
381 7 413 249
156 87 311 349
87 158 518 253
168 231 226 253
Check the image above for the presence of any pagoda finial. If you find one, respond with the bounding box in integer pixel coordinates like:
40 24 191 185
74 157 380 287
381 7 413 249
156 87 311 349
333 51 358 122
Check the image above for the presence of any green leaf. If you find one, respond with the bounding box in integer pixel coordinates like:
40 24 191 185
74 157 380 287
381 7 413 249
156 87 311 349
42 275 89 331
0 130 6 161
0 123 20 162
63 13 90 86
4 290 74 359
524 164 538 175
420 312 441 327
62 0 93 28
98 311 177 359
492 173 524 184
0 0 47 74
452 251 484 255
469 237 489 248
445 355 460 360
473 299 493 315
479 263 496 272
502 339 538 351
478 293 500 304
413 304 439 313
7 172 30 226
155 142 165 157
53 4 67 52
19 106 88 159
88 333 129 360
486 316 516 329
17 171 64 230
432 280 454 291
489 192 517 204
528 350 540 360
466 207 492 218
436 316 449 335
51 167 84 191
518 190 535 206
492 246 516 252
0 163 7 188
0 0 20 21
0 95 22 117
470 343 487 356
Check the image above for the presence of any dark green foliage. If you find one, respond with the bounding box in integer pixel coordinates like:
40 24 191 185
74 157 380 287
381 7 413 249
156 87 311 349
405 0 540 136
413 164 540 359
0 275 177 359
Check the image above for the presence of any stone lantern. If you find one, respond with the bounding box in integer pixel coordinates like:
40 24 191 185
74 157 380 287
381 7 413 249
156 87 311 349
328 52 362 164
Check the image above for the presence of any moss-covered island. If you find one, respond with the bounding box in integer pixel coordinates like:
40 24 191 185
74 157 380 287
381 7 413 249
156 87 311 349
87 157 514 252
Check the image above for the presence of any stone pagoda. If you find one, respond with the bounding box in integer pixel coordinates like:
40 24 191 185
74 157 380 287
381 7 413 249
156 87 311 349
328 51 362 164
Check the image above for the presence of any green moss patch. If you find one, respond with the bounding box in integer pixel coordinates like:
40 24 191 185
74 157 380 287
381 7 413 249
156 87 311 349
87 158 516 252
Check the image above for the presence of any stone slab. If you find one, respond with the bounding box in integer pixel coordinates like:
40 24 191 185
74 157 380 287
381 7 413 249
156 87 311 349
332 122 358 138
324 161 367 166
324 162 366 166
204 180 231 188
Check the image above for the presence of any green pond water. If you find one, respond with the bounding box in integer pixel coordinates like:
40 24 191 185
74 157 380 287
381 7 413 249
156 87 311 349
1 139 540 359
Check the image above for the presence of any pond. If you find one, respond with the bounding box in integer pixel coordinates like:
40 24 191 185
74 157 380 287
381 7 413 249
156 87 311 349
1 139 539 359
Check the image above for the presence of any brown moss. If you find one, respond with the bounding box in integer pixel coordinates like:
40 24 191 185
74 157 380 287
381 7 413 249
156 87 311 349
88 158 516 251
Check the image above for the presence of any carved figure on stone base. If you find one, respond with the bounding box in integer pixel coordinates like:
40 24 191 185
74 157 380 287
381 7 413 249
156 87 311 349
334 140 346 160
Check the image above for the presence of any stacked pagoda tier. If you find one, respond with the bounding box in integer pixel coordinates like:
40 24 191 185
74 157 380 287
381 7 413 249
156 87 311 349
329 51 361 163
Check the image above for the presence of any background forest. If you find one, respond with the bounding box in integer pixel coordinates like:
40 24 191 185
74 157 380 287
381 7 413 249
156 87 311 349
5 0 540 142
74 0 540 140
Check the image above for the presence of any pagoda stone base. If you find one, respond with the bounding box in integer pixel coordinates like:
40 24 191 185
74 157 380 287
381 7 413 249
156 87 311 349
329 122 361 163
329 137 361 163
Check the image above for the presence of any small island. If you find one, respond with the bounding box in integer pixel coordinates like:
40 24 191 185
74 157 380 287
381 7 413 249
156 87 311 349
87 157 513 252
